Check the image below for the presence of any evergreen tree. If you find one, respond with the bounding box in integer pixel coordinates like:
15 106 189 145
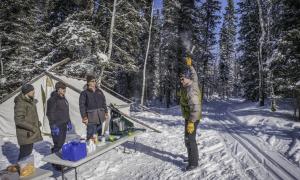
218 0 236 98
0 0 47 97
198 0 221 98
160 0 181 107
179 0 195 57
149 9 164 105
92 1 152 99
238 0 261 101
270 0 300 96
191 2 204 82
232 53 242 97
50 0 104 78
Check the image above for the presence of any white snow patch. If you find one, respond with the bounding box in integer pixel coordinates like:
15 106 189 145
267 135 277 146
97 52 108 63
0 77 6 85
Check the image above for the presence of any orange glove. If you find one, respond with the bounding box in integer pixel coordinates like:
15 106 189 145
186 57 192 66
187 121 195 134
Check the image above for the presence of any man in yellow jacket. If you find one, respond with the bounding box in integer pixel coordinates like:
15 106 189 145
179 56 202 171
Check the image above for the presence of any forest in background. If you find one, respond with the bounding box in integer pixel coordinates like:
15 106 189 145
0 0 299 108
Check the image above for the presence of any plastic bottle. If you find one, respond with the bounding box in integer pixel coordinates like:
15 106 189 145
87 139 96 153
94 134 99 145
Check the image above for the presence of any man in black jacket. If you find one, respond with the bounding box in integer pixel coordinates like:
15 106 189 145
46 82 72 154
79 75 108 140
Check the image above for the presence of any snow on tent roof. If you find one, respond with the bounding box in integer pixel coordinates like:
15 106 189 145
0 72 131 137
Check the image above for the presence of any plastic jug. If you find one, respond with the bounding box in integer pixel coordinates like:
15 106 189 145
62 141 87 161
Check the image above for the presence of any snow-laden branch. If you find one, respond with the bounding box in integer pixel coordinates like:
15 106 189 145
94 1 112 14
112 43 135 63
116 0 125 6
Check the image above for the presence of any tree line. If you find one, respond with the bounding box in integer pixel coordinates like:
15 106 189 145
0 0 299 108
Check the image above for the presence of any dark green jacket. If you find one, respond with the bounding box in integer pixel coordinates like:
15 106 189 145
14 94 42 145
179 66 203 122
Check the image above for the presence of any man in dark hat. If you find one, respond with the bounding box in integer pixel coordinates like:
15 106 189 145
79 75 109 141
47 82 72 154
179 56 202 171
14 84 42 160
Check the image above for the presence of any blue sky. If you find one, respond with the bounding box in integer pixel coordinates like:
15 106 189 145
154 0 163 11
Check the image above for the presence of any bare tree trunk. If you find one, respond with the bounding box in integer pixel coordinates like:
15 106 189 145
98 0 117 84
141 1 154 106
256 0 265 106
265 0 276 111
0 37 3 76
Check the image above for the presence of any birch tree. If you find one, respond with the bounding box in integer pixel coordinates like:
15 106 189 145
0 37 3 77
98 0 118 84
256 0 266 106
0 36 5 86
141 0 154 106
264 0 277 111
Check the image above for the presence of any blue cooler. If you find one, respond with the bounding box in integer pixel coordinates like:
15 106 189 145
62 141 87 161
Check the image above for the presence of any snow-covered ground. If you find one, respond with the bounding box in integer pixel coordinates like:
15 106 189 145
1 99 300 180
229 99 300 167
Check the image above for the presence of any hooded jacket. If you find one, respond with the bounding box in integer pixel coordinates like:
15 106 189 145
14 94 43 145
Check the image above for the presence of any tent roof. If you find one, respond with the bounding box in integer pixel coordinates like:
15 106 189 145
0 71 161 137
0 72 131 137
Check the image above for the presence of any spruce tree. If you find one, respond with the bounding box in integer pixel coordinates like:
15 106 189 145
271 0 300 96
219 0 236 98
238 0 261 101
160 0 181 107
49 0 104 78
0 0 45 96
199 0 221 98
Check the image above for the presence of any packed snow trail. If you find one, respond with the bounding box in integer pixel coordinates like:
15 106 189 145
205 100 300 180
225 114 300 180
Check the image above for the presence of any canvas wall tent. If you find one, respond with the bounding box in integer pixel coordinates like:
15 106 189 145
0 72 132 137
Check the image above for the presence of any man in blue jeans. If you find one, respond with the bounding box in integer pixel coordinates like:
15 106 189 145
79 75 109 140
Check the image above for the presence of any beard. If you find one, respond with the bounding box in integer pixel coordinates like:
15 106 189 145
27 94 34 99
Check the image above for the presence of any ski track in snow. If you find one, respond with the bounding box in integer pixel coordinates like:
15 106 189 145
224 113 300 180
1 100 300 180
